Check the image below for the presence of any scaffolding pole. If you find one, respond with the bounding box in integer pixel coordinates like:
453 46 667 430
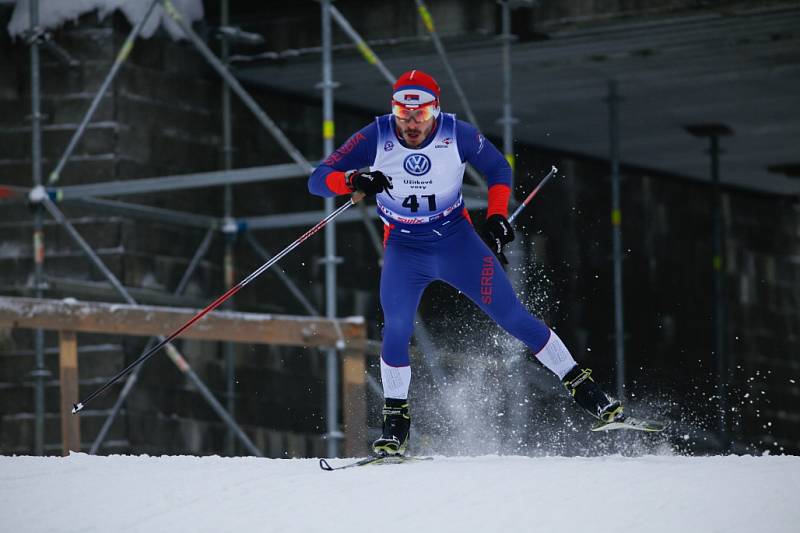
320 0 343 458
607 80 625 400
414 0 480 129
90 228 216 454
28 0 47 456
245 234 318 317
499 1 517 185
67 197 218 229
47 0 159 185
709 134 729 452
51 163 309 199
328 4 395 83
65 188 488 231
162 0 313 174
684 122 733 452
39 196 263 457
220 0 237 456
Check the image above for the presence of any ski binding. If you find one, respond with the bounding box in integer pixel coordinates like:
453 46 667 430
591 415 668 433
319 454 433 471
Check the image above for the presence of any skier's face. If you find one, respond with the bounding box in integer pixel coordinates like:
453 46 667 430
395 114 435 147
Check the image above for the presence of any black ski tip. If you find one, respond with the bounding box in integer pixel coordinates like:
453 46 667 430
72 402 83 414
319 458 333 471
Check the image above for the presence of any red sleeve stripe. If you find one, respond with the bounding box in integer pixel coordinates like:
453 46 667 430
487 184 511 218
325 171 352 195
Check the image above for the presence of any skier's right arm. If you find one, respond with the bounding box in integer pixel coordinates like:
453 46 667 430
308 122 380 197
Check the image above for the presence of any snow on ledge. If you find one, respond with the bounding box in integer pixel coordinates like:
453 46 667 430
7 0 204 41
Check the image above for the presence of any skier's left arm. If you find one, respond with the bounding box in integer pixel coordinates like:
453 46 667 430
457 120 512 218
457 120 515 260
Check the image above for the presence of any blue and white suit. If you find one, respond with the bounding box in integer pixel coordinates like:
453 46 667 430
309 114 576 399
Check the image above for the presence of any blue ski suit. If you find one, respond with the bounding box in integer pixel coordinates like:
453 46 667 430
308 113 552 369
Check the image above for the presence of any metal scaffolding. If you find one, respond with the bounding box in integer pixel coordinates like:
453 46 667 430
8 0 536 458
27 0 47 457
607 80 625 401
685 122 734 452
219 0 237 456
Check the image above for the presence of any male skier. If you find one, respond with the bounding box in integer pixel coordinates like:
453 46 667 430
308 70 625 456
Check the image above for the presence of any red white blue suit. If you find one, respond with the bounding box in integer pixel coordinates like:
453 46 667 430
309 114 576 398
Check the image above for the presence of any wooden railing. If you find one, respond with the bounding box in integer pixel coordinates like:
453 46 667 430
0 296 368 456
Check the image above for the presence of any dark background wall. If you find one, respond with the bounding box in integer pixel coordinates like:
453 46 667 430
1 0 798 456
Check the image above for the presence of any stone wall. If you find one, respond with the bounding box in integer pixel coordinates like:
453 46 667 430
1 1 797 456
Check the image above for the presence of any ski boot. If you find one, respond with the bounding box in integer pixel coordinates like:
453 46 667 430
372 398 410 456
562 367 625 425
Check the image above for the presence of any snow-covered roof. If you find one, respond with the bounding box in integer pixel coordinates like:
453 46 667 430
6 0 204 41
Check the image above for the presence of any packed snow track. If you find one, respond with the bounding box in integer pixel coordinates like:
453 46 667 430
1 453 798 532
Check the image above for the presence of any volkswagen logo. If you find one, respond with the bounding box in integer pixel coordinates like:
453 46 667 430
403 154 431 176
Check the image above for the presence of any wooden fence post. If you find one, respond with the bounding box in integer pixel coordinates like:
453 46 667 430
59 330 80 455
342 347 367 457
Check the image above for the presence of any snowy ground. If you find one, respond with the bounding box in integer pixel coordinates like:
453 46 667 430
2 453 799 533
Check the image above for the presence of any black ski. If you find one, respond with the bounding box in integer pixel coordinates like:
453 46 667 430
591 416 668 433
319 455 433 471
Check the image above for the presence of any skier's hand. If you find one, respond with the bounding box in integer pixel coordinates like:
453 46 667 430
346 170 394 198
482 214 515 265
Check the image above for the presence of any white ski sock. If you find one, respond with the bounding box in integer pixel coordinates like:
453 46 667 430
534 329 578 379
380 358 411 399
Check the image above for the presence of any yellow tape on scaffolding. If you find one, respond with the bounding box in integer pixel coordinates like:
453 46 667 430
163 0 182 21
418 5 435 33
117 39 134 62
357 42 378 65
323 120 335 140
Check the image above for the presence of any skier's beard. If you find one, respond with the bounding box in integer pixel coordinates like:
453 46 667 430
397 118 434 147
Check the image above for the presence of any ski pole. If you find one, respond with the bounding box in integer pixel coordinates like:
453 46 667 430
73 192 365 414
508 165 558 223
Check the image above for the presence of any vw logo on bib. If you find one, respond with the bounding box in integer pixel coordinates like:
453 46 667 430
403 154 431 176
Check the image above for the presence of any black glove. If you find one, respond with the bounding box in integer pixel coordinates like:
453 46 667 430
482 214 515 265
346 170 393 198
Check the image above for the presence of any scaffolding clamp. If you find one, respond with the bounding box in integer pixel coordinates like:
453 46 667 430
496 116 519 126
24 28 80 67
315 80 341 91
29 368 52 379
222 217 239 235
323 430 345 441
316 255 344 266
28 185 47 205
216 26 265 46
22 26 45 45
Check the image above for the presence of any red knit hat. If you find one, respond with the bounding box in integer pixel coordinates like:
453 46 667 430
392 70 441 104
